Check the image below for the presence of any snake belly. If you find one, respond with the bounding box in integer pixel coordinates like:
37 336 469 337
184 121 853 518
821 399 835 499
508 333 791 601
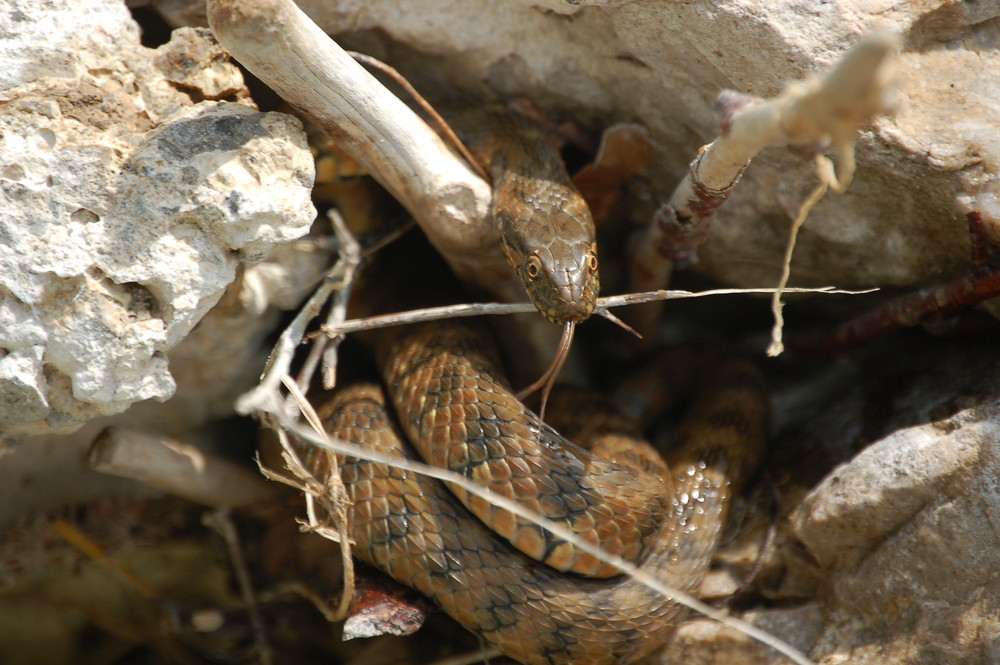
309 319 767 665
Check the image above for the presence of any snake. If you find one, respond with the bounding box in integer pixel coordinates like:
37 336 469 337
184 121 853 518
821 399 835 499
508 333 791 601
307 318 766 665
446 106 601 325
303 110 767 664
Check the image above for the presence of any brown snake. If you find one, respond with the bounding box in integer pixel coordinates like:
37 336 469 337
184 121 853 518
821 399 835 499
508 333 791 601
304 110 766 664
447 107 600 324
309 321 766 665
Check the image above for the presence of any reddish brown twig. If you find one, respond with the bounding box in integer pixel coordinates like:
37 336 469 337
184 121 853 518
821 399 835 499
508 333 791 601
791 211 1000 355
627 34 897 340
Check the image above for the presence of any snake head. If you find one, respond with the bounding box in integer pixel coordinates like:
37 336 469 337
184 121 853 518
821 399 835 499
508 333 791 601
495 184 600 324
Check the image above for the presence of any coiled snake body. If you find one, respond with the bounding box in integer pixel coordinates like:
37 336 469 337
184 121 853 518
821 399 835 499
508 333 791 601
308 111 766 664
311 320 766 665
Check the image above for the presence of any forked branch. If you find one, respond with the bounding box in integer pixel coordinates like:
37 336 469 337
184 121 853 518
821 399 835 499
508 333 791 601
628 33 898 338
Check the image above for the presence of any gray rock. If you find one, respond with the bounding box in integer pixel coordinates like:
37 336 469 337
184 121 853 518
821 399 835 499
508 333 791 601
0 0 316 437
788 353 1000 665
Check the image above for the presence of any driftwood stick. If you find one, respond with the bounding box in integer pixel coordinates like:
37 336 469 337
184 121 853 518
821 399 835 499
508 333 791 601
206 0 503 290
90 427 286 508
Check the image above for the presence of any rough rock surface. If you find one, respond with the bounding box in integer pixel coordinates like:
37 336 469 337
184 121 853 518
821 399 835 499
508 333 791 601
781 336 1000 665
663 605 824 665
0 1 316 437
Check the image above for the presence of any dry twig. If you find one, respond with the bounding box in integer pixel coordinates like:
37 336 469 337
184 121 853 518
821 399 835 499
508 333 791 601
317 286 875 337
90 427 284 508
791 211 1000 355
235 210 360 416
257 418 357 624
203 510 274 665
236 211 365 624
628 33 898 339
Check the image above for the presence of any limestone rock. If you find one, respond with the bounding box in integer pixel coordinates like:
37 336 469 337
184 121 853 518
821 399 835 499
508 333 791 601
663 605 824 665
0 0 316 437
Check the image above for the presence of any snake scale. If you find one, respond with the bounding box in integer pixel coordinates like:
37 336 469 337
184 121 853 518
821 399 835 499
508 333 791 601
305 108 767 664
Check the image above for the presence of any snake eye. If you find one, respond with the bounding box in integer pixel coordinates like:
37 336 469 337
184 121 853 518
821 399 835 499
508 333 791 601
525 255 542 280
586 252 598 273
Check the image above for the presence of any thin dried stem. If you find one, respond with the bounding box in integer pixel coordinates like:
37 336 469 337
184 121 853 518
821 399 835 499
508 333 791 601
281 375 356 622
236 211 361 416
318 286 875 337
309 219 415 390
258 446 356 623
428 647 505 665
52 519 160 599
347 51 490 184
203 510 274 665
316 211 360 391
791 211 1000 355
767 155 838 356
596 308 644 339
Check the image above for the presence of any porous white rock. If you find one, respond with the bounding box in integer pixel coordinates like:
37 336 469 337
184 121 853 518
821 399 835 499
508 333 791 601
0 0 316 437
